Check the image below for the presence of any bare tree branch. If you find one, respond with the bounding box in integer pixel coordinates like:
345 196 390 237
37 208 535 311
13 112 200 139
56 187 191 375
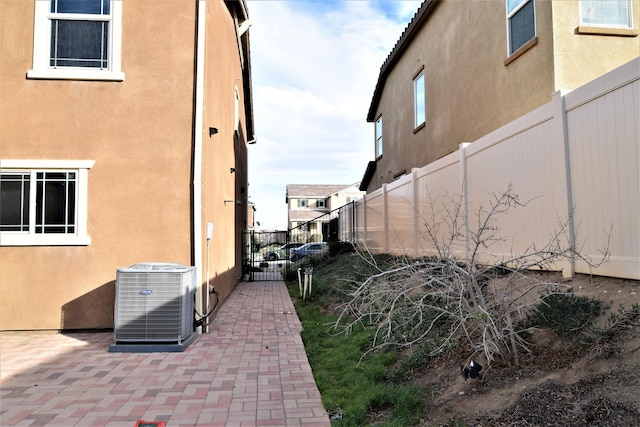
330 185 611 368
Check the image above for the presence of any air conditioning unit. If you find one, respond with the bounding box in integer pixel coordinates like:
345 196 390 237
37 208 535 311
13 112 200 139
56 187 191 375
110 263 197 352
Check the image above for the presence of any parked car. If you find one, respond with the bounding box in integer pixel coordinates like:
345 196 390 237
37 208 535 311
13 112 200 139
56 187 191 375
290 242 328 262
263 243 304 261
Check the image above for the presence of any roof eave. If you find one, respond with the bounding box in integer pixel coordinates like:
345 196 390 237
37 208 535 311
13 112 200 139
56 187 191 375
366 0 438 122
359 161 377 191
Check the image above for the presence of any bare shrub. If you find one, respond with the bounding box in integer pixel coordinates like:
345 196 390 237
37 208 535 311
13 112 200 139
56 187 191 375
331 184 609 368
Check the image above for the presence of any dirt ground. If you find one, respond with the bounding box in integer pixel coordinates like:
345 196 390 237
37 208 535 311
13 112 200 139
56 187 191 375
415 272 640 426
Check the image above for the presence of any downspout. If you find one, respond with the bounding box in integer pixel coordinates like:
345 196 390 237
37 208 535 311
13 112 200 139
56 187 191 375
193 0 206 332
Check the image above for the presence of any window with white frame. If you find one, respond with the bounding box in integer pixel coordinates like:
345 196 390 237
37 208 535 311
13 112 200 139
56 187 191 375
507 0 536 55
375 116 383 158
27 0 124 81
414 70 425 128
317 199 326 208
0 160 94 246
580 0 633 28
298 199 307 208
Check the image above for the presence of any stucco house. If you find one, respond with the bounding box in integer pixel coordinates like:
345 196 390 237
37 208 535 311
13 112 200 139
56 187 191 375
0 0 255 331
286 184 365 238
361 0 639 192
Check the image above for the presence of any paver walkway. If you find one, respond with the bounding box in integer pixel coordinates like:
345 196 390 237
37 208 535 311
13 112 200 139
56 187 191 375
0 281 330 426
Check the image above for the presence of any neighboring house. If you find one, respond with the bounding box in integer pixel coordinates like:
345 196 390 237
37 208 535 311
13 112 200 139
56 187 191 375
361 0 640 192
0 0 255 331
286 184 365 238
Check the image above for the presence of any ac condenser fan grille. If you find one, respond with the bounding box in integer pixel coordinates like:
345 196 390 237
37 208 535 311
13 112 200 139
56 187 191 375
114 263 196 343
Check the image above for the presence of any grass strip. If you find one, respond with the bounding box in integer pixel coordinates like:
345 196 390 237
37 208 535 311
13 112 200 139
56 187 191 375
292 288 425 426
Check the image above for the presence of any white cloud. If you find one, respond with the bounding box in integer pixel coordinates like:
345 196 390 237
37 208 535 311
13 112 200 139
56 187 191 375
246 0 423 230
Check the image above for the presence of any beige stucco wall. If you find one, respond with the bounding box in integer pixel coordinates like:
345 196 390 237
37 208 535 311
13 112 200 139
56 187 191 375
551 0 640 90
367 0 639 193
369 0 555 191
0 0 249 330
201 0 250 304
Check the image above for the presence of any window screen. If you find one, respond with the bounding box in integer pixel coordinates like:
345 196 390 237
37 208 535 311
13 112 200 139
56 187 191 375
49 0 111 69
508 0 536 55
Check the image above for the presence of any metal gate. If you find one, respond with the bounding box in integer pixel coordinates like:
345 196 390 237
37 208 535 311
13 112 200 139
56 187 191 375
242 230 291 281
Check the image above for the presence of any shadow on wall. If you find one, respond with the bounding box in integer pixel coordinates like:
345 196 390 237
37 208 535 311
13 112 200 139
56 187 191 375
207 268 238 308
61 281 115 330
59 266 240 332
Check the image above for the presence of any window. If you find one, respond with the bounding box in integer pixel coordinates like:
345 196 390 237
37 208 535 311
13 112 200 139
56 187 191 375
317 199 326 208
580 0 633 28
28 0 124 81
298 199 307 208
0 160 94 246
375 116 383 158
414 71 425 128
507 0 536 55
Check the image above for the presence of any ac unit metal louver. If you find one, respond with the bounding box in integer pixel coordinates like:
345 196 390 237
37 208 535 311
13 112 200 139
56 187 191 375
110 263 196 352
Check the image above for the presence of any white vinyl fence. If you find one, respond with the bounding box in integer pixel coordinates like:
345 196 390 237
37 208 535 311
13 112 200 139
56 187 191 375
341 58 639 280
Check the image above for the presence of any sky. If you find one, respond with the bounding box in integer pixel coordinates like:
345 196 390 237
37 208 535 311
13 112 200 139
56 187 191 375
245 0 424 230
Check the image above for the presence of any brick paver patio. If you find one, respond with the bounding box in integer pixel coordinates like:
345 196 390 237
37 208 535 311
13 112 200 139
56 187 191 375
0 281 330 426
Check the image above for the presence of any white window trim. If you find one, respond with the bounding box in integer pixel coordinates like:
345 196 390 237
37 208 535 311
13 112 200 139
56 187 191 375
0 159 95 246
375 116 383 158
579 0 633 29
414 71 426 129
27 0 124 81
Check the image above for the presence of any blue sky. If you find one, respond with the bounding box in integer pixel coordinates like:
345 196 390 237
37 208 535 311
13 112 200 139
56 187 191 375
246 0 423 230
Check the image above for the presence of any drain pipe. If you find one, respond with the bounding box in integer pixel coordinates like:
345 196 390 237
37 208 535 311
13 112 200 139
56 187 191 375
193 0 206 333
205 222 213 333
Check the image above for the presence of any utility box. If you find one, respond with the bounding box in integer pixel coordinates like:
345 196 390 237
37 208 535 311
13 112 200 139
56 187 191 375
109 263 197 352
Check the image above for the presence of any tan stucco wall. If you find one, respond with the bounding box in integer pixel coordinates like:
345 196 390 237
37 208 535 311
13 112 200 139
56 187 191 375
551 0 640 90
201 0 251 304
0 0 249 330
366 0 639 192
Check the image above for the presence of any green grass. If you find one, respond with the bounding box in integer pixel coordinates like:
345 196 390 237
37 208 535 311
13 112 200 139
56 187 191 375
287 251 627 426
293 300 425 426
285 251 445 425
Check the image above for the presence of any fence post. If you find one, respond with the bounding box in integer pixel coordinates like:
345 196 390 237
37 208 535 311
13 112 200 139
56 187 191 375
382 183 389 253
360 194 369 249
350 200 356 244
412 168 419 258
554 90 576 278
459 143 471 263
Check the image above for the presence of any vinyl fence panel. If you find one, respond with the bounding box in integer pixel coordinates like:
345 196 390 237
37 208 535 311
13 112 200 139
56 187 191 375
463 94 570 273
385 176 416 256
565 59 640 278
414 152 464 259
347 58 639 280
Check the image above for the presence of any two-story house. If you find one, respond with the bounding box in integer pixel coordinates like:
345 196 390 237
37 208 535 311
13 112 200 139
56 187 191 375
0 0 255 331
361 0 639 192
286 184 365 240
